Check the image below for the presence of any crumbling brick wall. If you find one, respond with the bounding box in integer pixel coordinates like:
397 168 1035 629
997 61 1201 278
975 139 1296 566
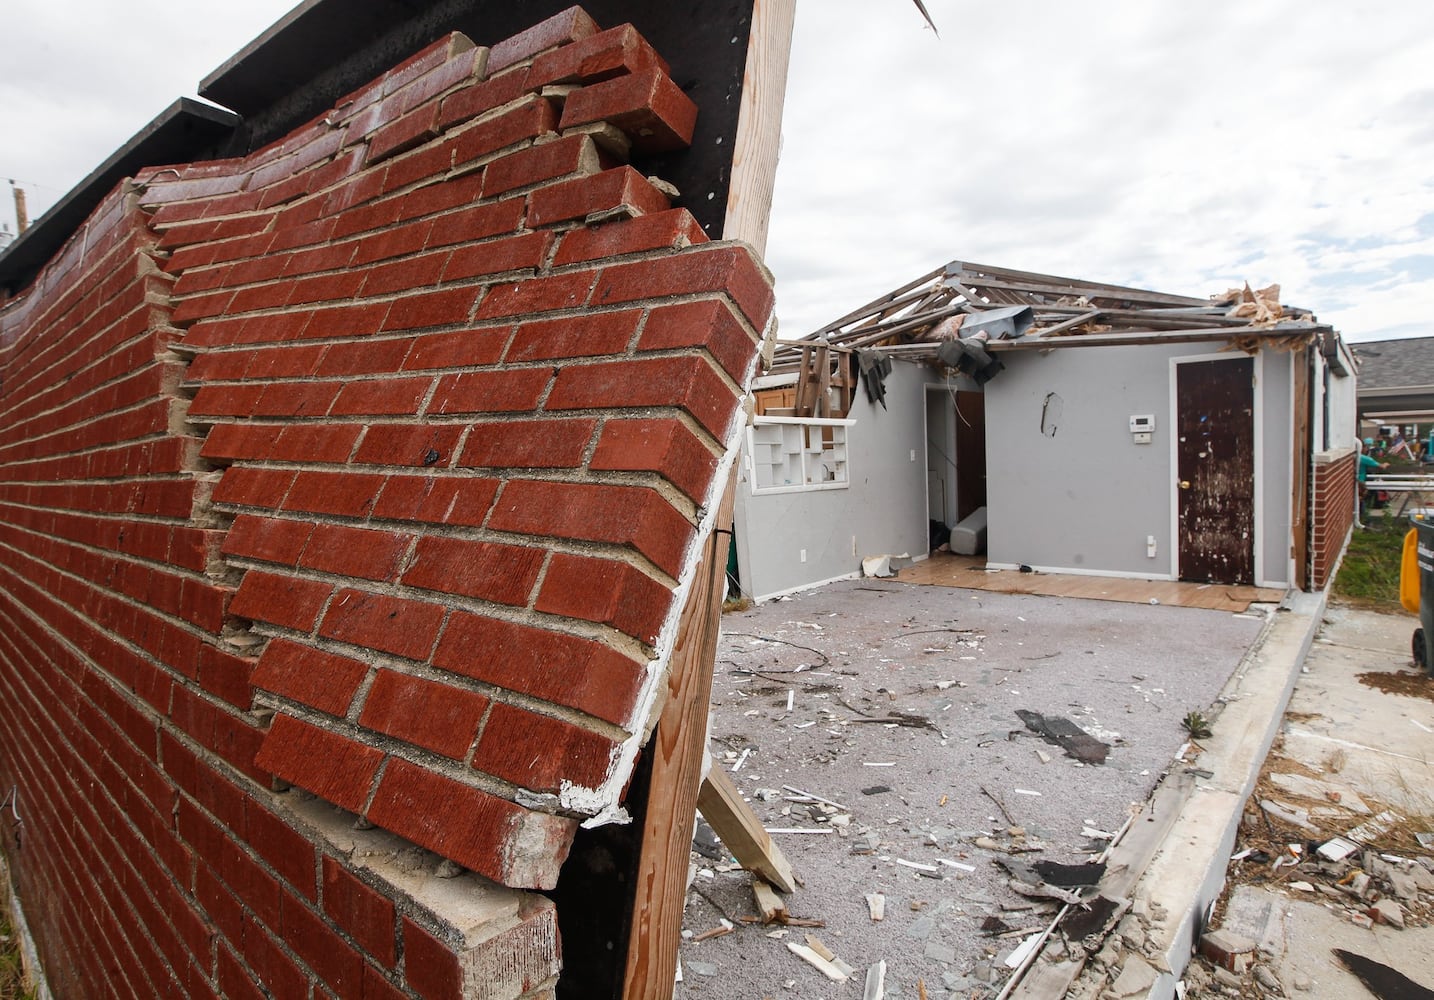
1310 448 1357 589
0 8 772 998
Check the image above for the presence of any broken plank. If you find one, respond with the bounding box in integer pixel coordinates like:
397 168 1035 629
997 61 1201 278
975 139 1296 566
698 766 799 892
786 941 848 982
752 878 788 923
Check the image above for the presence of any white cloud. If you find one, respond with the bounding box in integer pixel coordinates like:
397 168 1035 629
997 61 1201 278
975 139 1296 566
767 0 1434 343
3 1 1432 346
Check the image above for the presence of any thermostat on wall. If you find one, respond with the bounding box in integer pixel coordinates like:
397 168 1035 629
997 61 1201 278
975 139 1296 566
1130 414 1154 445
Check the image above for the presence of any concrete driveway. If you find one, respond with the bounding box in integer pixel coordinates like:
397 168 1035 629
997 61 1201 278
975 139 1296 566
675 577 1271 998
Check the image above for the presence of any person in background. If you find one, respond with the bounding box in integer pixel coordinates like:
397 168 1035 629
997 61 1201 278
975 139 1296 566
1357 439 1389 525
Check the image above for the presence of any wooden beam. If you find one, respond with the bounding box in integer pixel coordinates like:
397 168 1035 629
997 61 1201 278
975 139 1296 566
698 767 797 893
622 470 739 1000
721 0 797 255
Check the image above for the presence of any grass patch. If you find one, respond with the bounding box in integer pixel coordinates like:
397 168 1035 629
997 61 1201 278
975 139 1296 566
1333 515 1409 611
0 904 35 1000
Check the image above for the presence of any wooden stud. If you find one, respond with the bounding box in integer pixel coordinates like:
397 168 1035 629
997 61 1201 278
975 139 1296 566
698 767 797 893
622 469 739 1000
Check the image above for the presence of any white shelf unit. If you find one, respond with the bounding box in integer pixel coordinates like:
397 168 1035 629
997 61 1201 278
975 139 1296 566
746 416 854 494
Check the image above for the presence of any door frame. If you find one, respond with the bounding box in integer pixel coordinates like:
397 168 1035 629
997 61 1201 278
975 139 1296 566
1167 351 1264 586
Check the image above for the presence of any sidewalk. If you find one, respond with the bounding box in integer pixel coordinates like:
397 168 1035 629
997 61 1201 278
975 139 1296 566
1059 601 1434 999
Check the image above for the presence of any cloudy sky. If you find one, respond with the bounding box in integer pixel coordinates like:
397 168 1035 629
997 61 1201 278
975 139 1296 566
5 2 1432 344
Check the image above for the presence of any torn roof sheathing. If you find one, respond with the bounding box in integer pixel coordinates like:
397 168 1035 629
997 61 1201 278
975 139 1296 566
770 260 1337 375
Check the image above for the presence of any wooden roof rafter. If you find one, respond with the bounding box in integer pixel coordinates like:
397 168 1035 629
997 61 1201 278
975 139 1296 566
772 259 1336 372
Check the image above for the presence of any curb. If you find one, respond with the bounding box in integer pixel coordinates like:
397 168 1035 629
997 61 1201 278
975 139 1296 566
1132 589 1328 998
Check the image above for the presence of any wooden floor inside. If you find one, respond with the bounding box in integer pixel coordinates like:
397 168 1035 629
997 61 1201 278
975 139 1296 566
895 553 1286 613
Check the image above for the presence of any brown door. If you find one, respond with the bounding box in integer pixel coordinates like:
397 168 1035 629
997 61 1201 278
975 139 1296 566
1177 358 1255 584
955 391 987 522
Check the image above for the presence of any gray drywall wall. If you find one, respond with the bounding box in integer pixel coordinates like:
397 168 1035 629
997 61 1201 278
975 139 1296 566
733 360 931 601
985 341 1294 586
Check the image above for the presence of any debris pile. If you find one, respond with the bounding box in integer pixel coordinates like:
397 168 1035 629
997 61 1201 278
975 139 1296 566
1179 760 1434 997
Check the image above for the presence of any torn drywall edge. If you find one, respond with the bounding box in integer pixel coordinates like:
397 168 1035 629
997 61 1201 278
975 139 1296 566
558 284 773 822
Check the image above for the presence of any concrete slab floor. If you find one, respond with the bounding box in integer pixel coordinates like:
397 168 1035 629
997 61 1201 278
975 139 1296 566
1183 605 1434 999
675 579 1266 999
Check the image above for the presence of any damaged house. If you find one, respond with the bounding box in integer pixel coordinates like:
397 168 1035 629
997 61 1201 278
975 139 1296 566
731 261 1360 601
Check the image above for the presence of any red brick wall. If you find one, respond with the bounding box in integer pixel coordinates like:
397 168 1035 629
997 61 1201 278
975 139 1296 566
1310 449 1356 589
0 8 772 998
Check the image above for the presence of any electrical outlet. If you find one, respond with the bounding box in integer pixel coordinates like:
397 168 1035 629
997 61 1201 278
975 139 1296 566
910 449 917 461
1147 535 1157 558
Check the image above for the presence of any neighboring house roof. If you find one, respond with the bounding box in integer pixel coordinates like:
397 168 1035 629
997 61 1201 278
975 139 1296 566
1352 336 1434 419
1352 337 1434 391
772 260 1336 378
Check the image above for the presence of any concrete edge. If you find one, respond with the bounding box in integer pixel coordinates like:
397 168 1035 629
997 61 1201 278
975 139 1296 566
1133 589 1328 999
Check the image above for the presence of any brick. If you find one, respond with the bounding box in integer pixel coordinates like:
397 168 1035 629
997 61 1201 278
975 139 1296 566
433 613 643 727
528 166 671 228
229 571 333 632
454 417 595 470
402 326 510 372
461 896 561 999
400 536 544 605
247 801 318 898
300 523 412 583
535 552 673 643
353 424 465 467
280 892 366 994
255 713 383 812
254 380 341 418
489 479 691 578
559 67 697 153
505 309 639 362
381 287 480 332
592 244 775 332
425 197 525 247
553 207 706 265
487 7 600 74
251 638 369 717
319 589 446 661
221 515 316 566
402 918 463 1000
482 134 598 200
639 297 760 383
330 376 434 417
322 856 397 967
365 758 577 889
283 470 388 518
370 474 499 527
314 336 415 377
302 301 392 340
435 69 535 133
358 670 489 759
474 270 597 320
440 231 552 283
428 368 551 415
548 354 737 440
242 920 311 1000
529 23 668 88
350 221 441 271
197 644 257 710
367 103 441 164
217 944 268 1000
590 417 719 503
447 97 558 170
473 702 617 792
203 422 362 465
